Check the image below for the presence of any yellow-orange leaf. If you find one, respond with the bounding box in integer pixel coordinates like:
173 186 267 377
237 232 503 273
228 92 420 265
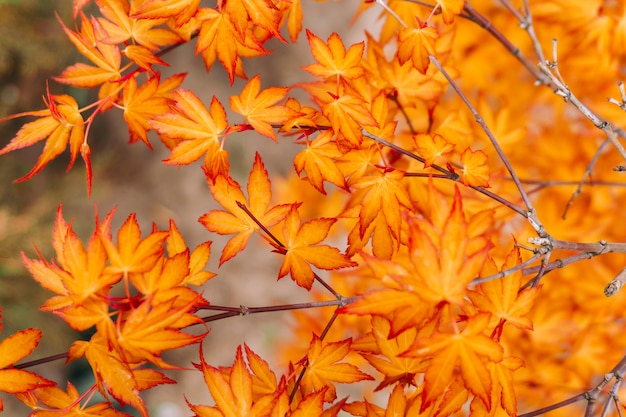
0 321 54 406
276 206 357 290
398 25 438 74
470 247 540 333
150 90 229 174
101 213 168 276
323 94 377 149
230 75 300 141
435 0 465 24
304 29 365 80
200 152 292 265
459 148 490 187
294 131 348 194
131 0 200 27
361 316 426 391
414 132 454 168
0 93 85 184
405 313 503 410
301 335 373 402
196 8 242 84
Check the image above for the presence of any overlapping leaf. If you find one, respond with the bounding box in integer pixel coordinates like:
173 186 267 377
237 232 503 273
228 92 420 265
301 335 373 401
199 152 292 264
230 75 300 141
275 205 357 290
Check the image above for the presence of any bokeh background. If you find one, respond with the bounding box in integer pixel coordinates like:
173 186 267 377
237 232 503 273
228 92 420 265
0 1 379 415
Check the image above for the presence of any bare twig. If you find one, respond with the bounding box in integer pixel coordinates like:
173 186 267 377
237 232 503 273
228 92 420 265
428 55 547 237
562 138 611 219
521 354 626 416
361 128 529 216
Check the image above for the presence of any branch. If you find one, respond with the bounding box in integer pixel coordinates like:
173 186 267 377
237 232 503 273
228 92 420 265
428 55 547 237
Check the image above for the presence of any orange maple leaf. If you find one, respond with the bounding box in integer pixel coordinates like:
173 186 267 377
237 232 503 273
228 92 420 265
0 90 86 186
165 219 216 287
323 94 377 149
304 29 365 81
406 186 493 306
122 73 185 147
71 335 151 417
54 13 122 88
0 310 54 411
413 132 454 168
19 381 140 417
100 213 168 279
190 344 286 417
116 297 205 368
195 8 256 84
22 206 117 331
459 147 490 187
130 0 201 27
351 169 413 242
283 0 303 42
405 313 503 411
360 316 427 391
470 246 541 337
220 0 284 42
149 89 230 178
294 130 348 194
301 335 373 402
435 0 465 24
97 0 182 48
397 24 438 74
275 205 357 290
199 152 292 265
230 75 301 141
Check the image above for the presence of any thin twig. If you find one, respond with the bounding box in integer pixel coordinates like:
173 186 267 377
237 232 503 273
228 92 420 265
428 55 546 237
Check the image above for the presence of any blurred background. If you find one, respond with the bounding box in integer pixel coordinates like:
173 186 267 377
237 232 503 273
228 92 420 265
0 0 379 415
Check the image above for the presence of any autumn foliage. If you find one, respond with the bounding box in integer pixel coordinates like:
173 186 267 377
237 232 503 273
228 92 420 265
3 0 626 416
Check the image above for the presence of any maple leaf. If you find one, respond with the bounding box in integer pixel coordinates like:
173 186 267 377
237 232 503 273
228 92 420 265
323 94 377 149
230 75 300 141
122 73 185 147
405 186 493 306
0 311 54 411
397 24 438 74
150 89 230 177
405 313 503 411
413 132 455 168
469 356 523 417
282 0 303 42
360 316 427 391
22 206 118 331
0 90 86 185
304 29 365 81
123 44 169 73
470 247 540 337
351 169 413 242
166 220 216 286
73 334 149 416
116 297 205 368
97 0 182 48
199 153 292 265
459 147 490 187
190 344 283 417
21 381 134 416
435 0 465 24
220 0 284 42
130 0 201 27
301 335 373 402
54 13 121 88
195 8 250 84
294 130 348 194
276 205 357 290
